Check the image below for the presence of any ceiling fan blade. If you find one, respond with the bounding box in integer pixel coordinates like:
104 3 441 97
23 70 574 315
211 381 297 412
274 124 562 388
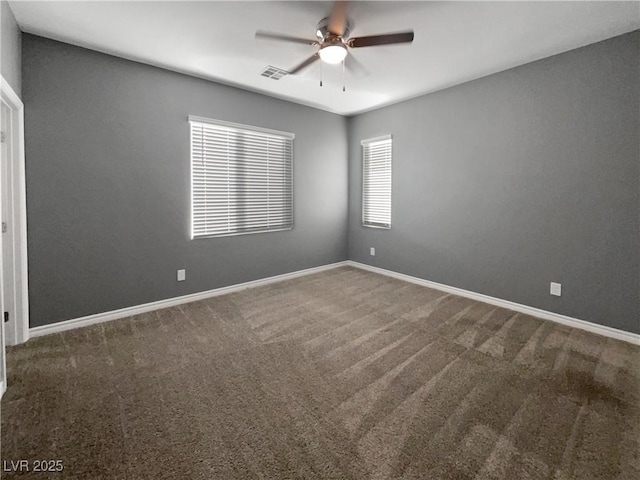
328 0 348 36
255 30 316 46
348 31 414 48
345 54 369 77
288 53 320 74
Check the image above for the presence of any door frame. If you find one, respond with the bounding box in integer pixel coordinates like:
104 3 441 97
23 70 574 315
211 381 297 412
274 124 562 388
1 75 29 347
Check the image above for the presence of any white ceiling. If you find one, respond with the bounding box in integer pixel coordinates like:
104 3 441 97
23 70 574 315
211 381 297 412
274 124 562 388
9 1 640 116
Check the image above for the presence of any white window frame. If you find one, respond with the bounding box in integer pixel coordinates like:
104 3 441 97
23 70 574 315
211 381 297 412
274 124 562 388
189 115 294 239
362 134 392 229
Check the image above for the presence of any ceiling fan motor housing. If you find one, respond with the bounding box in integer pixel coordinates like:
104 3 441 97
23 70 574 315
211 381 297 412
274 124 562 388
316 17 352 42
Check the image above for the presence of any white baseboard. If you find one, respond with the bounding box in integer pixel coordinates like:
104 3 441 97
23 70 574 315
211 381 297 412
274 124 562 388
28 259 640 346
30 261 349 338
347 261 640 345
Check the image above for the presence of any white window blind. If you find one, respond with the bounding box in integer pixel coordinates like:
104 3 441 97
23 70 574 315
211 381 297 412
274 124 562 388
189 116 294 238
362 135 392 229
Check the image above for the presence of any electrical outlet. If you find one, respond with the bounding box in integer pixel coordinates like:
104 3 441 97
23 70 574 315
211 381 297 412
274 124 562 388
550 282 561 296
177 269 186 282
370 247 375 256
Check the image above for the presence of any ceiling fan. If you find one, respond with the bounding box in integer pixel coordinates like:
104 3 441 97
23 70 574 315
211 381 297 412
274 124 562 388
255 0 414 76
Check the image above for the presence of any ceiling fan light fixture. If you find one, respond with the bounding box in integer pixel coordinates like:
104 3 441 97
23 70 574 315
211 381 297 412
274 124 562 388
319 44 347 64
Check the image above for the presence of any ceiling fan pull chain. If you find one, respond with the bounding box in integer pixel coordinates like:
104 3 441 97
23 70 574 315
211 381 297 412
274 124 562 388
320 62 323 87
342 59 346 92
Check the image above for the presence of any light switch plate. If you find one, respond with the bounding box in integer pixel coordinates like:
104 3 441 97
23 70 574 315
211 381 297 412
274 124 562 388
177 269 186 282
550 282 561 296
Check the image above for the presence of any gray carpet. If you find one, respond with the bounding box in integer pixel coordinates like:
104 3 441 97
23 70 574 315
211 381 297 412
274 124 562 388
1 266 639 479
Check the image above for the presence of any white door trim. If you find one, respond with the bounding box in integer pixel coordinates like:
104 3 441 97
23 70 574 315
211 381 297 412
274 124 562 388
0 76 29 346
0 101 5 397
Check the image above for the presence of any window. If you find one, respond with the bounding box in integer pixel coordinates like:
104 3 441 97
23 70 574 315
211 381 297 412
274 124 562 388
362 135 392 228
189 116 294 238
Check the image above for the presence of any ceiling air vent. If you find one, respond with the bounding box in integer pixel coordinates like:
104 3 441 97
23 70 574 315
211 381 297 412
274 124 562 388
260 65 288 80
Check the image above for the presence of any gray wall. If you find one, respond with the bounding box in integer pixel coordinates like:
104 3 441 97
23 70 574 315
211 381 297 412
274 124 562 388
0 0 21 95
348 31 640 334
21 30 640 334
23 34 348 328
